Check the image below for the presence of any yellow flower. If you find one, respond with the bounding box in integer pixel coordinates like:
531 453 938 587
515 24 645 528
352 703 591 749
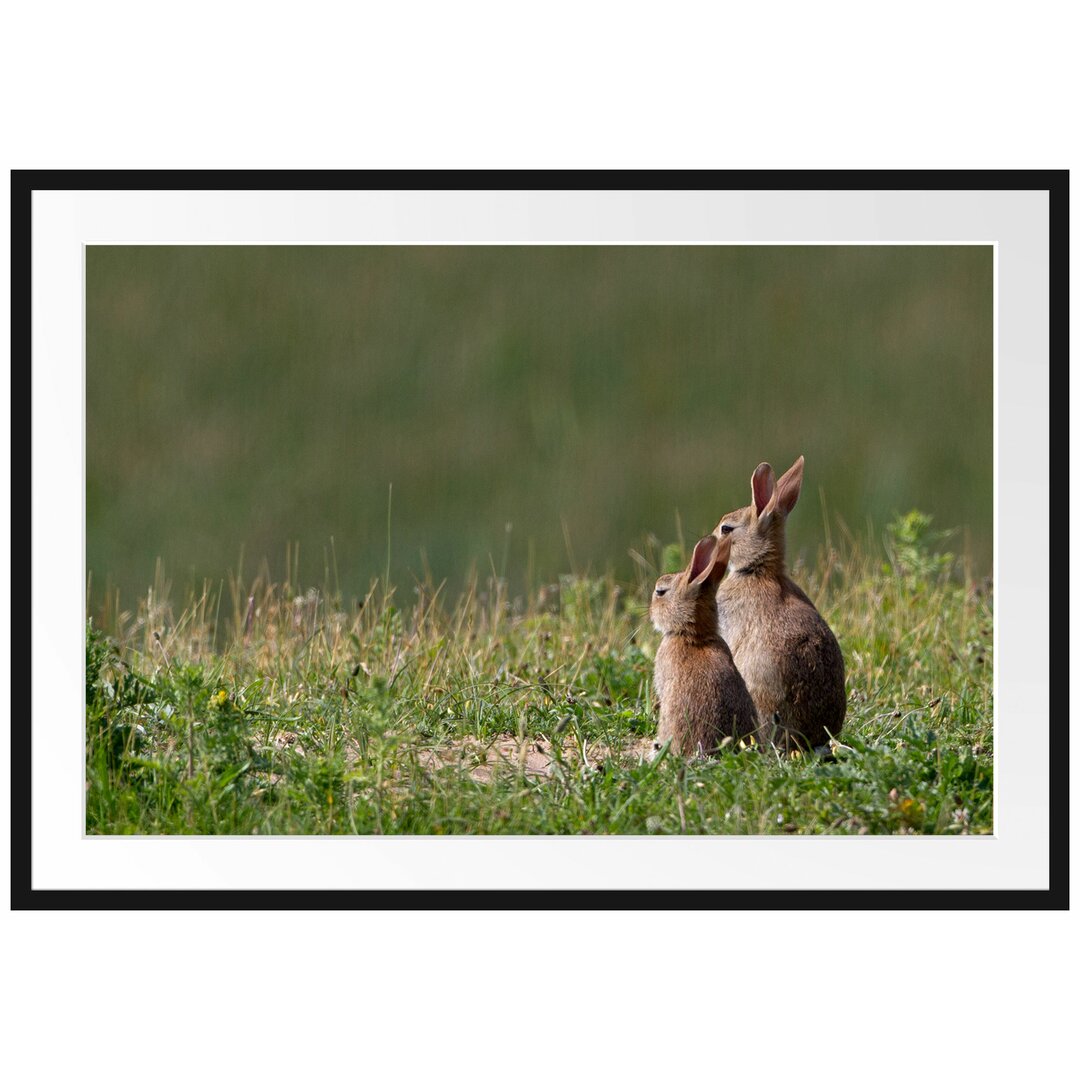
211 689 228 707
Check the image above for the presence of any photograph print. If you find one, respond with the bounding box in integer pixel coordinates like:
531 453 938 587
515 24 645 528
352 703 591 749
84 241 994 839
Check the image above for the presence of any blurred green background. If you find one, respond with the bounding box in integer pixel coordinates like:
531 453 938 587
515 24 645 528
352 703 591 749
86 245 992 609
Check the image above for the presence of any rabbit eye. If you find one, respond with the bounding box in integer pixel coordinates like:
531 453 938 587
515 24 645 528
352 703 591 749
719 524 735 535
654 587 668 597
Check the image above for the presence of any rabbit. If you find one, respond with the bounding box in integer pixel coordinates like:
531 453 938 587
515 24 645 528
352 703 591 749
712 455 846 750
650 533 760 756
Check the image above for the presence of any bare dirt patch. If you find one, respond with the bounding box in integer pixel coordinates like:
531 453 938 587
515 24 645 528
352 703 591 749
414 733 657 783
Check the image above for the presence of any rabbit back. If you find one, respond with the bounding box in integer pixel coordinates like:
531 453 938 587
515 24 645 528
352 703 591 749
654 636 759 755
718 575 845 749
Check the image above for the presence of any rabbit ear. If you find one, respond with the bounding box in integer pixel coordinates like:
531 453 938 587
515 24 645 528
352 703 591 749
707 532 731 585
776 455 804 516
751 463 776 516
686 534 720 586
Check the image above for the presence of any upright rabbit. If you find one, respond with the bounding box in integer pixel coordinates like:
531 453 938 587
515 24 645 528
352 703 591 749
713 456 845 749
650 533 759 756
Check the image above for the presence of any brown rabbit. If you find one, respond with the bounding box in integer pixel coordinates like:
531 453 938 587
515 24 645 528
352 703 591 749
713 455 845 750
650 533 760 756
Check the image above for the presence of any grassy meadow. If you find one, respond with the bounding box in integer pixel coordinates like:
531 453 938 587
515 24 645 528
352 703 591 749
86 245 993 608
85 245 993 835
87 512 993 835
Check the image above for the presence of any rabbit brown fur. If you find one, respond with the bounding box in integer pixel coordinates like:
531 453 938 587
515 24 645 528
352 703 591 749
713 455 845 749
650 534 760 756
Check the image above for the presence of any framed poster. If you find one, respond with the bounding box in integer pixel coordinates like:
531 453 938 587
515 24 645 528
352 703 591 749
11 170 1067 908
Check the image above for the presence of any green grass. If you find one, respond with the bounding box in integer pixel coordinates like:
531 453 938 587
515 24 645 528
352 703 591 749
86 244 993 607
86 512 993 835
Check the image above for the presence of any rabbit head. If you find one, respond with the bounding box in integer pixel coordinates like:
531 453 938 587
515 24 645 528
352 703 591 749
713 455 804 576
650 533 731 638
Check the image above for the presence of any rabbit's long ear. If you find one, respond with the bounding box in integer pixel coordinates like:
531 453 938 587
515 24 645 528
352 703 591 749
751 463 776 516
706 533 731 586
686 534 720 586
776 455 804 516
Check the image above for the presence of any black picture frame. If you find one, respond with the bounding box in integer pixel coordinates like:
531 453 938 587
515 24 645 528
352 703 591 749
10 168 1069 911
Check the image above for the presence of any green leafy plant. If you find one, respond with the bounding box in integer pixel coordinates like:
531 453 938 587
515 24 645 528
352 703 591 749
884 509 957 583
